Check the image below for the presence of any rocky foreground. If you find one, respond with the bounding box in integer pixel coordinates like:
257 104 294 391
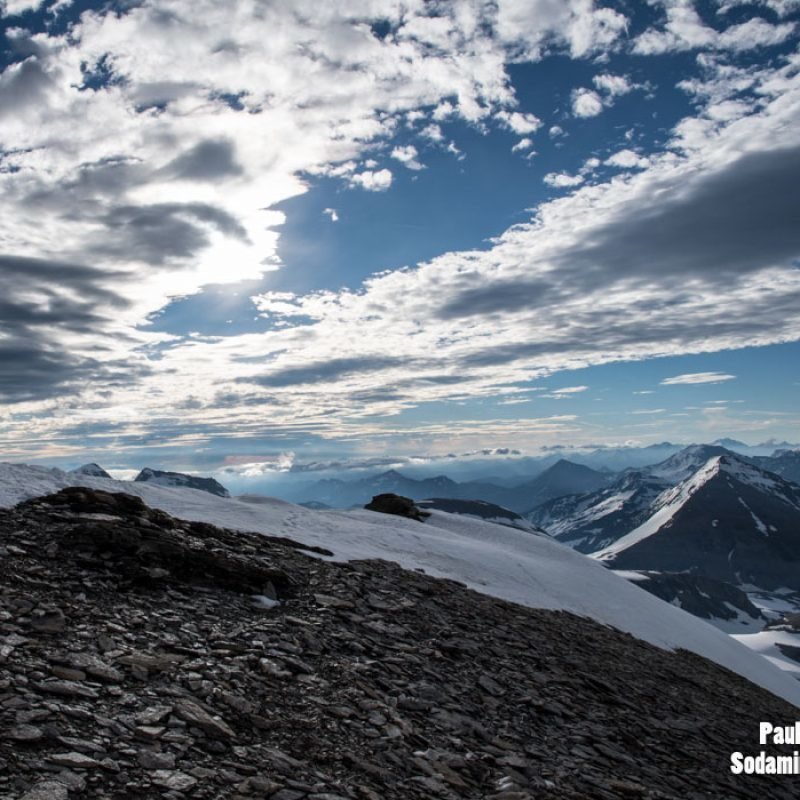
1 488 798 799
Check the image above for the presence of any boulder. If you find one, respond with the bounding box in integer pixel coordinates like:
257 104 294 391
364 493 431 522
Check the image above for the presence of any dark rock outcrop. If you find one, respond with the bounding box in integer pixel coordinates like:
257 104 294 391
364 493 430 522
0 488 798 799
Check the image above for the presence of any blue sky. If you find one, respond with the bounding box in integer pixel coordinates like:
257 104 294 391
0 0 799 479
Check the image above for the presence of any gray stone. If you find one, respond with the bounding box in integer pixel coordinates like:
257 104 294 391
150 770 199 790
174 699 235 739
8 724 44 742
138 750 176 769
20 781 69 800
47 752 101 769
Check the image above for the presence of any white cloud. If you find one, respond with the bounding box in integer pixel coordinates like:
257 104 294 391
511 137 534 152
495 109 542 134
446 141 465 160
549 125 564 137
717 0 800 15
348 168 393 191
717 17 796 51
323 208 339 222
605 149 650 169
571 88 604 118
592 73 633 97
3 0 48 14
581 157 601 173
495 0 628 59
634 1 795 54
432 101 455 121
543 171 584 187
420 123 444 142
541 385 589 398
660 372 737 385
390 145 424 170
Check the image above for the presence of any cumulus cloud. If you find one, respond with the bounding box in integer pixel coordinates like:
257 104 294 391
634 1 795 55
495 109 542 134
3 0 49 14
604 149 650 169
543 171 584 187
660 372 737 385
348 168 393 191
573 74 644 119
511 137 534 152
390 145 424 170
494 0 628 59
571 88 604 118
323 208 339 222
420 123 444 142
592 73 634 97
716 0 800 15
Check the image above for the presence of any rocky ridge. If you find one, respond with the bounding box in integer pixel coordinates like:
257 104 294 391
1 488 798 799
134 470 230 499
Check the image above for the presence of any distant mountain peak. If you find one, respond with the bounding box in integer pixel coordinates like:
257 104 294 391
70 463 111 479
712 438 748 449
134 468 230 498
646 444 733 483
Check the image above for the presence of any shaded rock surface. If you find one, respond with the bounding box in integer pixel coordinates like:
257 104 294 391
0 487 798 799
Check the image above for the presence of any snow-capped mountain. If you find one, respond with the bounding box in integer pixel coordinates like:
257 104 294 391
644 443 734 483
756 449 800 485
529 469 671 553
1 461 798 706
529 444 754 553
594 455 800 591
134 467 230 498
70 462 112 478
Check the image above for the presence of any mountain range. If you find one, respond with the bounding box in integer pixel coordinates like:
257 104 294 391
529 445 800 553
526 444 800 662
294 459 610 512
594 455 800 591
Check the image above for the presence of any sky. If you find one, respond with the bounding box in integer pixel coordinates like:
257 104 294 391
1 0 799 480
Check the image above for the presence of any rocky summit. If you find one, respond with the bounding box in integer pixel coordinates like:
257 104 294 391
1 488 799 799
